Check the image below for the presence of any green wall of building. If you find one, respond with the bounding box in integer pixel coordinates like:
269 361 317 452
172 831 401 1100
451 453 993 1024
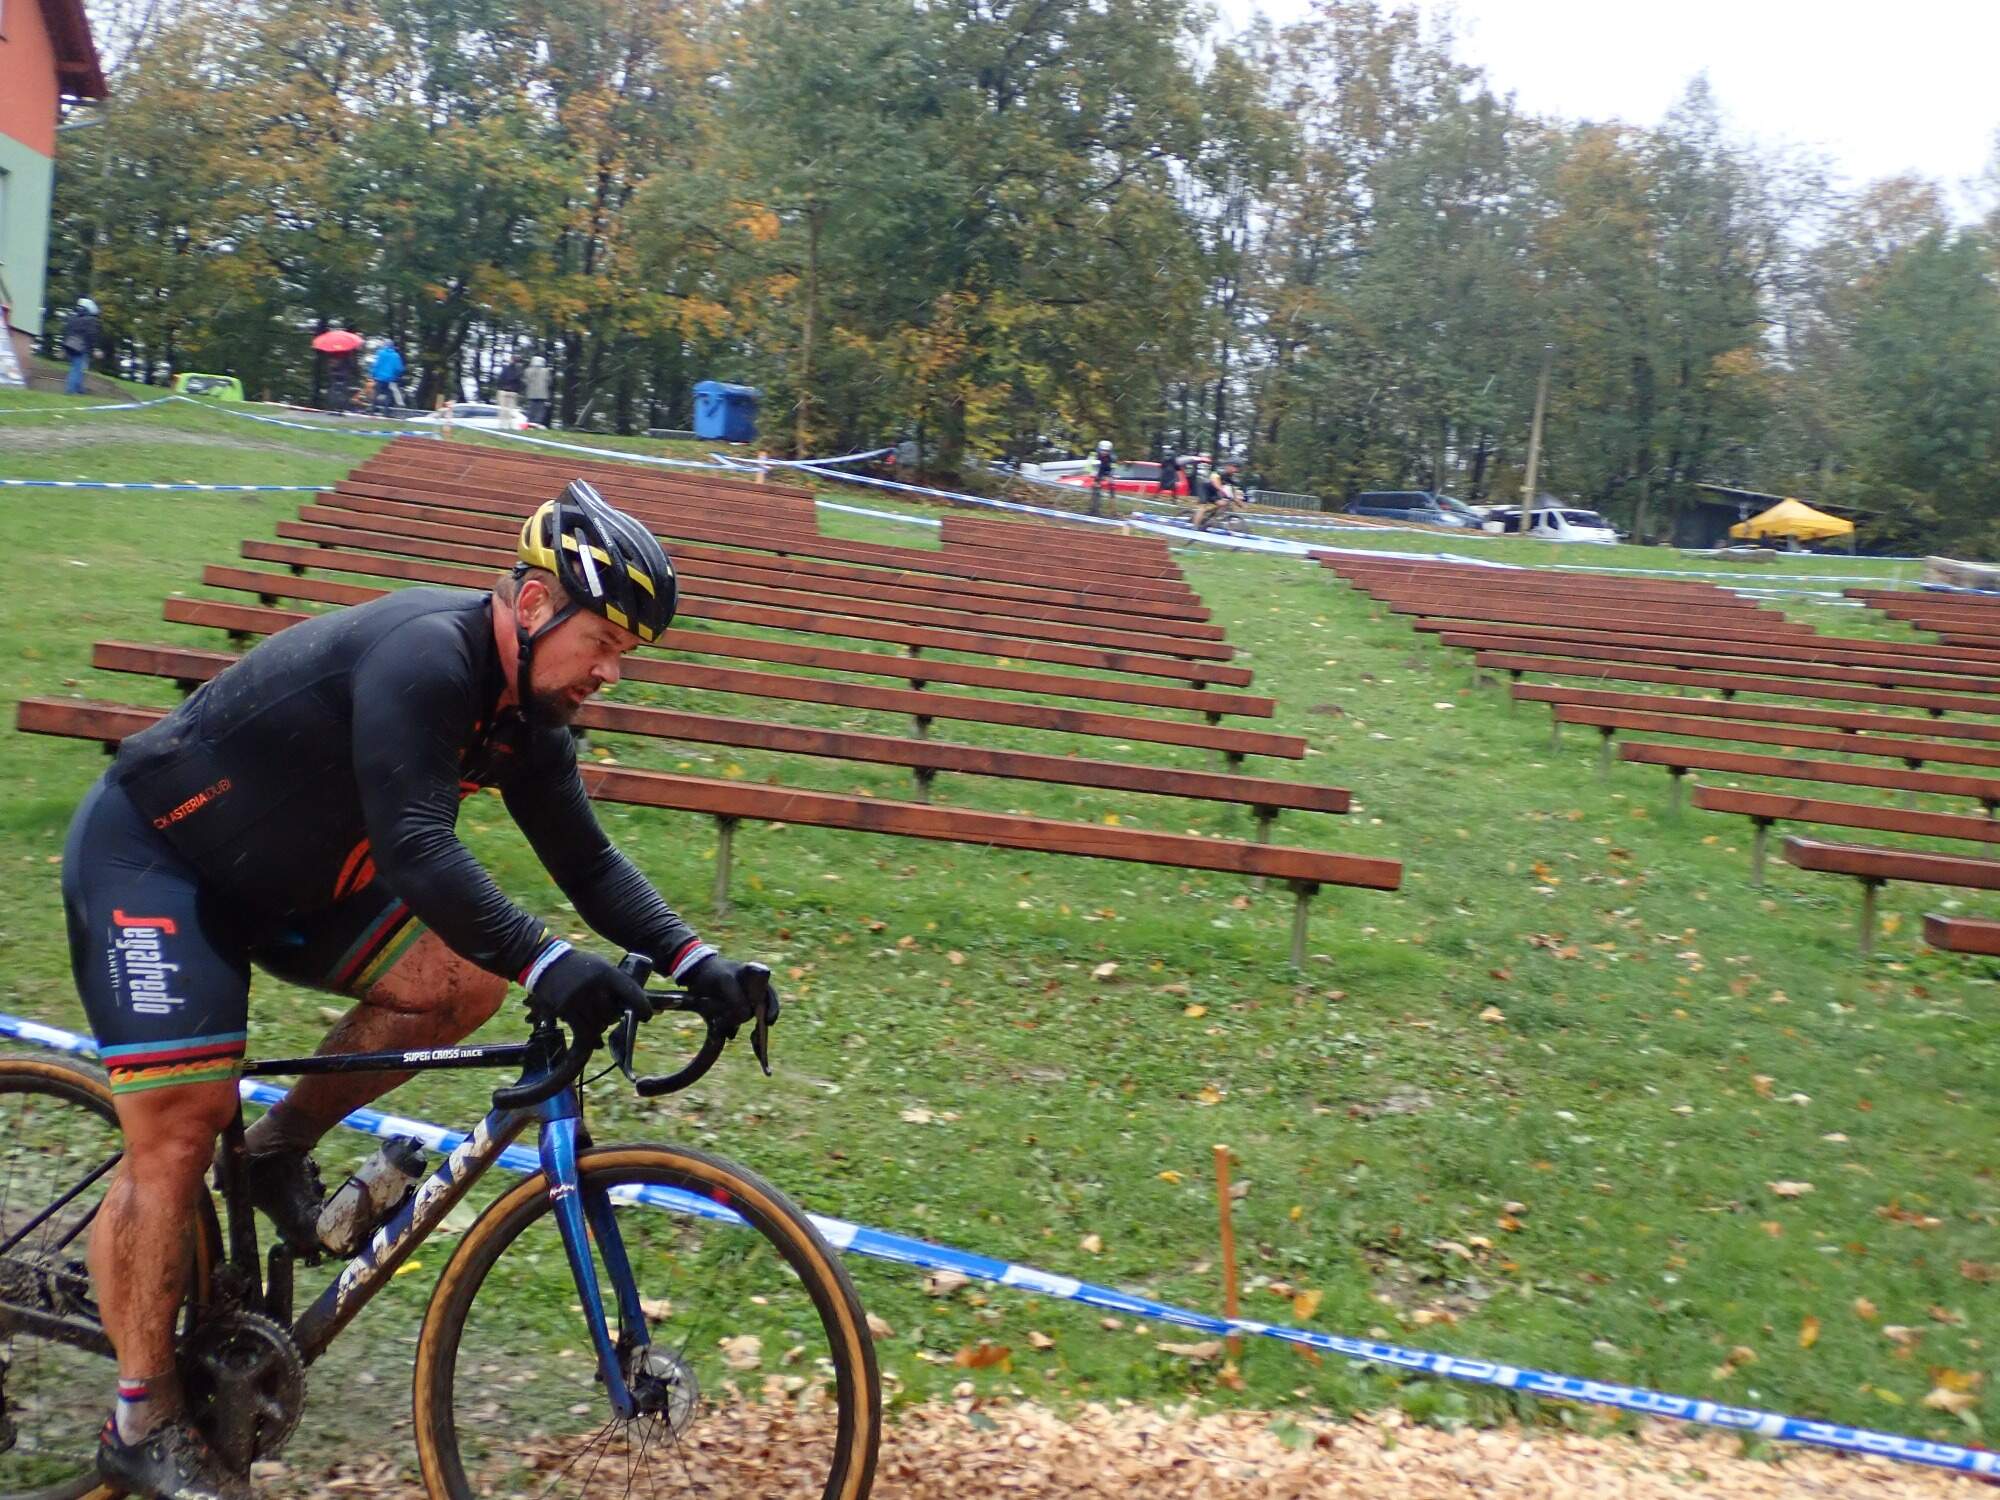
0 132 56 339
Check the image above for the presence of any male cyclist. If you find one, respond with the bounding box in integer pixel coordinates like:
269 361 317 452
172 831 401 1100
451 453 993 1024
62 481 770 1498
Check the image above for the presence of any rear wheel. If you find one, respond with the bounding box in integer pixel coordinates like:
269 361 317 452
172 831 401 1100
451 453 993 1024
414 1143 879 1500
0 1057 213 1500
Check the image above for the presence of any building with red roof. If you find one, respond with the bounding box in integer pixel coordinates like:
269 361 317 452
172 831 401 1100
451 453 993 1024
1 0 107 376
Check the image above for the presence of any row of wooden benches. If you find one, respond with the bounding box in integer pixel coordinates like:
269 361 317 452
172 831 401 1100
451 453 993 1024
21 449 1403 963
1319 553 2000 958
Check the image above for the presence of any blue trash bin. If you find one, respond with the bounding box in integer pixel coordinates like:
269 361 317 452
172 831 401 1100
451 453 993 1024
692 381 761 443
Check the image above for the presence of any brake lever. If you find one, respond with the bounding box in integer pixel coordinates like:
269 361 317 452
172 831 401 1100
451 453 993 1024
609 1008 642 1082
744 963 775 1077
610 953 656 1083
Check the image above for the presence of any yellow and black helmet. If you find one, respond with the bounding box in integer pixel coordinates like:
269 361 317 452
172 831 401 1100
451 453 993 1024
516 480 677 645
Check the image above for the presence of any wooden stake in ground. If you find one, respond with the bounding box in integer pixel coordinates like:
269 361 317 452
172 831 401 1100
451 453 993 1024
1214 1143 1241 1358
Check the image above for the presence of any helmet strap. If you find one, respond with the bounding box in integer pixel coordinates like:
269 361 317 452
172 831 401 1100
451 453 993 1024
510 579 579 726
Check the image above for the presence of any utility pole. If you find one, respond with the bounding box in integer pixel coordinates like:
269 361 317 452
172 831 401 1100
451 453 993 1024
1520 343 1552 538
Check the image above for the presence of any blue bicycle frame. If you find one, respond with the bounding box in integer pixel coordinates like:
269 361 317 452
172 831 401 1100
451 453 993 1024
270 1062 650 1418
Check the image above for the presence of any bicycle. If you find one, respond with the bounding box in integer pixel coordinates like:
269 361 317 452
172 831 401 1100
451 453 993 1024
0 956 880 1499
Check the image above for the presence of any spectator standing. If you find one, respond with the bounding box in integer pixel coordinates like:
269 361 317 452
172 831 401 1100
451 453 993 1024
1089 439 1115 516
522 355 553 426
495 352 526 416
1156 451 1180 498
61 298 101 395
370 337 406 414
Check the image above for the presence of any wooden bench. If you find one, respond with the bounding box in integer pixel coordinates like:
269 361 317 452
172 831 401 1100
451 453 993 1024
348 463 1202 607
1690 785 2000 884
16 697 1397 964
282 506 1238 664
1550 703 2000 773
1395 602 1818 645
1616 740 2000 816
1511 682 2000 745
1783 835 2000 955
142 603 1308 766
92 637 1338 831
1473 651 2000 720
327 481 1212 626
1434 628 2000 693
1456 644 2000 712
1922 913 2000 954
243 536 1253 688
1320 557 1781 609
312 491 1225 640
199 564 1273 722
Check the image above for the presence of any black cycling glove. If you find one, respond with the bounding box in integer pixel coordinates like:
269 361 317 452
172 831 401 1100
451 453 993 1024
527 945 648 1034
684 954 780 1030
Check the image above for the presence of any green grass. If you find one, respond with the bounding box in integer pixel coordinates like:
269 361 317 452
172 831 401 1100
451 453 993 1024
2 389 1995 1462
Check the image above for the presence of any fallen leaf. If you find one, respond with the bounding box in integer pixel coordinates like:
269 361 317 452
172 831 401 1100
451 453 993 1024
1767 1180 1814 1199
924 1271 970 1297
1157 1170 1184 1185
1099 1317 1123 1331
1853 1297 1879 1322
1183 1004 1208 1018
1091 961 1120 981
866 1313 895 1339
1961 1260 1998 1284
900 1106 936 1125
1478 1005 1506 1024
1079 1233 1104 1254
719 1335 763 1371
1291 1289 1323 1320
947 950 966 965
1195 1085 1223 1106
1881 1325 1921 1348
1027 1330 1055 1350
953 1342 1011 1370
1156 1340 1224 1361
1799 1314 1820 1350
1923 1386 1978 1415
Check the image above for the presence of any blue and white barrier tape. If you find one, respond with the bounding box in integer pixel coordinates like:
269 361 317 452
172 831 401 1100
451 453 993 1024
0 395 179 416
0 1008 1988 1477
789 464 1326 556
484 427 742 470
0 479 326 493
0 392 440 437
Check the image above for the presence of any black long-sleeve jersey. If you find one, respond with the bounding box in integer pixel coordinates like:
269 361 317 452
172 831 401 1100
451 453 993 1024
108 587 710 985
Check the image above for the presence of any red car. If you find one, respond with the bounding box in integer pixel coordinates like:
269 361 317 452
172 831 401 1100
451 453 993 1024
1056 458 1202 498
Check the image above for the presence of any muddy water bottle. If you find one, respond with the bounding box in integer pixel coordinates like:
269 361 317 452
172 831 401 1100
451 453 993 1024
316 1136 427 1255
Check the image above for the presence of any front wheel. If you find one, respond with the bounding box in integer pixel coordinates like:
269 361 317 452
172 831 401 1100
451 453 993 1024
414 1144 879 1500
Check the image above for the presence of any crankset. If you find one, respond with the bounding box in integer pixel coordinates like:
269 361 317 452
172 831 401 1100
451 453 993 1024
180 1309 307 1471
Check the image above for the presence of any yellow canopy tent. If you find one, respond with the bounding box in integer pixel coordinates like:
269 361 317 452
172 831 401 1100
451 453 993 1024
1729 498 1854 542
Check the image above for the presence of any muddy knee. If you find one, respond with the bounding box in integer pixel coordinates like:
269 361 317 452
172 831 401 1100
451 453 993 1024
368 931 510 1034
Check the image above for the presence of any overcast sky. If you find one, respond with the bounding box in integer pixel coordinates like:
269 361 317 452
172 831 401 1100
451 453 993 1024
1223 0 2000 212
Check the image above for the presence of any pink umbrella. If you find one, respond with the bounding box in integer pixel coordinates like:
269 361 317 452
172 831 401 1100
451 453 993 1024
312 329 363 354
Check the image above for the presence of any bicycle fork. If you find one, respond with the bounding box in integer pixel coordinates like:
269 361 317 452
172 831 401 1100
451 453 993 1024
537 1096 650 1421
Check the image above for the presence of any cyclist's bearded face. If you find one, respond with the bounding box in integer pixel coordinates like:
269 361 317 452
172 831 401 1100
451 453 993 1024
520 589 640 724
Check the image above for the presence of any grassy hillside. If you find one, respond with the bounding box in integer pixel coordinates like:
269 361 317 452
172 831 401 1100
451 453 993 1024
2 391 1993 1463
